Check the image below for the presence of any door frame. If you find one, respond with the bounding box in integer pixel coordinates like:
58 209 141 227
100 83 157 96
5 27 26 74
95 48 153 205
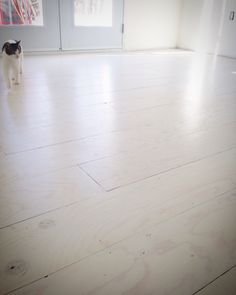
0 0 124 52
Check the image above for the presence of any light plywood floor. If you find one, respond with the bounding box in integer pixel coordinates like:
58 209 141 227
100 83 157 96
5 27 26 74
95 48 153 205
0 50 236 295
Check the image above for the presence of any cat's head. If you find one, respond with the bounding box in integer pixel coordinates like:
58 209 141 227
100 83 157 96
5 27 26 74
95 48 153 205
2 40 22 58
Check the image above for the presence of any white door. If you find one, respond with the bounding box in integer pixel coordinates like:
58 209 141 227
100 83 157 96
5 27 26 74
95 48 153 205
0 0 61 51
59 0 124 50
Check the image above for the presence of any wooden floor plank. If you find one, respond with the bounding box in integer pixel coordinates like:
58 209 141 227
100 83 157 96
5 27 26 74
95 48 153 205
0 51 236 295
0 148 235 293
7 189 236 295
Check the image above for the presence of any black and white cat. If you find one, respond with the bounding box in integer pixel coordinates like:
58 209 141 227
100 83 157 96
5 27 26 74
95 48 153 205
2 40 23 88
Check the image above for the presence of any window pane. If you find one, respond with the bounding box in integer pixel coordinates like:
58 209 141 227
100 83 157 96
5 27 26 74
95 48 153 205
74 0 112 27
0 0 43 26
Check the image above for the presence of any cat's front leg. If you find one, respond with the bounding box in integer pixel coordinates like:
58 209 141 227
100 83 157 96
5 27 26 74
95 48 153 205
3 65 11 88
6 79 11 88
20 54 23 74
15 72 20 85
13 63 20 85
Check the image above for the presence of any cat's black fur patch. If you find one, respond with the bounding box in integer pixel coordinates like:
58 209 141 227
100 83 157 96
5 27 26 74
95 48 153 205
2 40 21 55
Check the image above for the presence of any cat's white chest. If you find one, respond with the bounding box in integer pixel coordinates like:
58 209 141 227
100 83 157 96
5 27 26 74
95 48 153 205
3 51 21 66
2 50 23 88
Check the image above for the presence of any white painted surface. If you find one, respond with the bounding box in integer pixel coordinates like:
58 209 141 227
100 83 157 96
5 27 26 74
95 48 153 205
0 0 183 51
178 0 236 58
123 0 183 50
197 267 236 295
218 0 236 58
1 0 236 57
0 50 236 294
177 0 204 50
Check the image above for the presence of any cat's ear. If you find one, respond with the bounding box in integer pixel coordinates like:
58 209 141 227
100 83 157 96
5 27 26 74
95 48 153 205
16 40 21 46
2 42 9 52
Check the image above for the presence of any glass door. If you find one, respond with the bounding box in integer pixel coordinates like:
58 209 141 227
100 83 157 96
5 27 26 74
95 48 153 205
0 0 61 51
59 0 124 50
0 0 124 51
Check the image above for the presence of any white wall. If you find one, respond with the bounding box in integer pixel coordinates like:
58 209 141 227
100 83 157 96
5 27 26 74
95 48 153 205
177 0 236 58
218 0 236 58
123 0 183 50
177 0 204 50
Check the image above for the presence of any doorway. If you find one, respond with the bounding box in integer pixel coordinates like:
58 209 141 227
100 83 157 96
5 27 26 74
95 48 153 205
0 0 124 51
